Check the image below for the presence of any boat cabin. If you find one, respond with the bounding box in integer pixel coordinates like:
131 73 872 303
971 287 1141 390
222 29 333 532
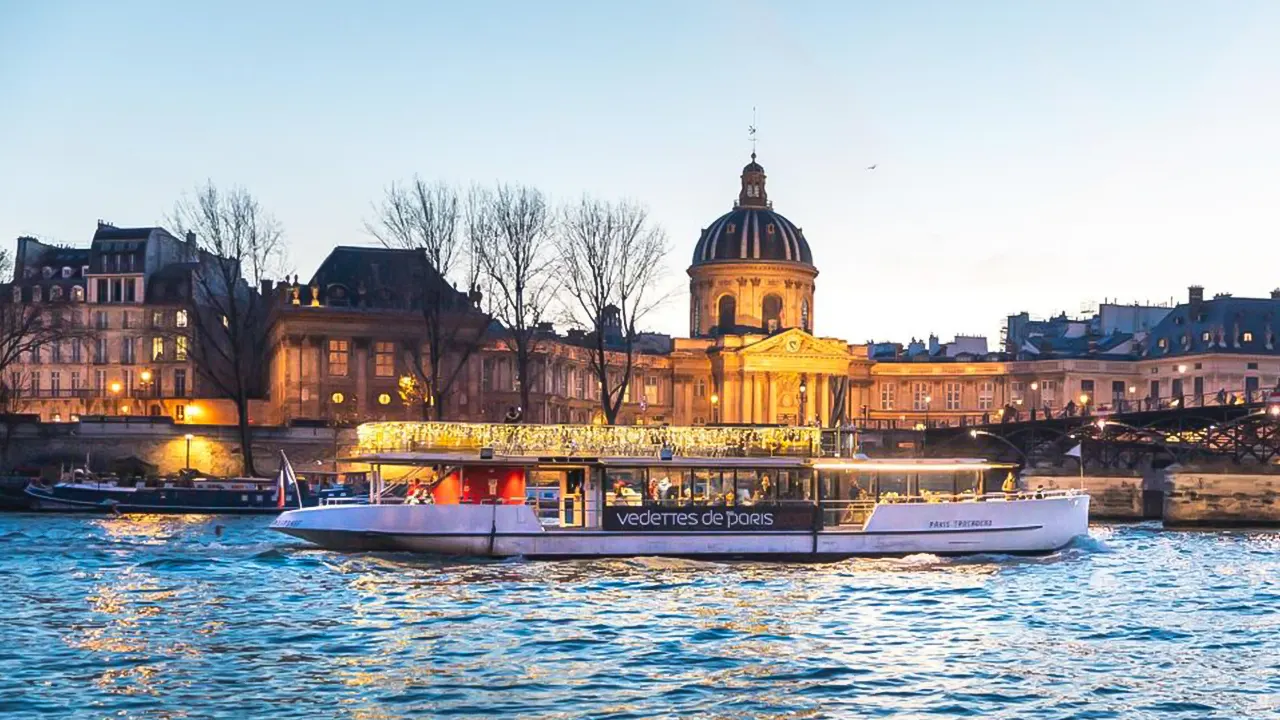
345 451 1012 533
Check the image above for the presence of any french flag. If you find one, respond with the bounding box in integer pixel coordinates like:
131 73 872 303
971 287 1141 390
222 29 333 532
277 451 301 509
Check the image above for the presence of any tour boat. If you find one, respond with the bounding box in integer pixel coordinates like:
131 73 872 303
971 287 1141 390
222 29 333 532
269 423 1089 559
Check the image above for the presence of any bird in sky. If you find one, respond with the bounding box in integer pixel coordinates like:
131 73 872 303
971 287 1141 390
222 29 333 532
866 164 877 170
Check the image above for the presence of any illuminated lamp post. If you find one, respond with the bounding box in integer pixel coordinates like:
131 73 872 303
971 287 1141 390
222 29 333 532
109 381 122 416
1079 393 1090 417
184 433 194 470
799 380 808 425
710 393 719 424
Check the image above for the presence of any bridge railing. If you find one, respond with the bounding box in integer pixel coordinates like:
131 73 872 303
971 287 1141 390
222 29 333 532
848 386 1278 430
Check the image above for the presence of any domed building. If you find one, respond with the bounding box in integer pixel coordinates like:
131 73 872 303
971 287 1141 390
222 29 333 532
688 155 818 337
669 156 860 426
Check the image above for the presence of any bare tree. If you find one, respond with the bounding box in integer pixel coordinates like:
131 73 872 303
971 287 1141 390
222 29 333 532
472 184 557 420
366 177 487 419
557 197 670 424
168 182 286 477
0 249 90 465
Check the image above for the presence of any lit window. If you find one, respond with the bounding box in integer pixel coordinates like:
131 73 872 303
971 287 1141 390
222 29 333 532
1201 331 1211 342
766 223 776 234
152 337 164 362
374 342 395 377
880 383 895 411
175 336 188 361
725 223 736 234
913 383 931 411
1243 331 1254 343
328 340 349 377
175 310 188 328
1157 338 1167 349
71 286 84 302
978 381 994 410
945 382 961 411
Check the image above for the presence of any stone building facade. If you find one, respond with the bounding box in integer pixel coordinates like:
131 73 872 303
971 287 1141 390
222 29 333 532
3 225 214 423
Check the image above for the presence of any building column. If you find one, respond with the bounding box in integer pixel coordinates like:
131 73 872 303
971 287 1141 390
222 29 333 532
767 374 778 424
739 369 750 423
722 373 736 424
753 373 765 424
817 374 830 427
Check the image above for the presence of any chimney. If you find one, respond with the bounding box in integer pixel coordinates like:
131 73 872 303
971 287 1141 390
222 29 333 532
1271 289 1280 300
185 230 197 245
1188 285 1204 305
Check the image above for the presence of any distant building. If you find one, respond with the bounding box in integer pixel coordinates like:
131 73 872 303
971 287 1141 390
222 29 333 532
2 223 233 423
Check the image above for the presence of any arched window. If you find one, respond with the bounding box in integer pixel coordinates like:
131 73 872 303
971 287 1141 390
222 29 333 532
801 298 810 332
762 294 783 332
72 286 84 302
718 295 736 332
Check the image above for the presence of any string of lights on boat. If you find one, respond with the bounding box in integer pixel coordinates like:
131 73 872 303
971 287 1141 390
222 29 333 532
356 422 823 458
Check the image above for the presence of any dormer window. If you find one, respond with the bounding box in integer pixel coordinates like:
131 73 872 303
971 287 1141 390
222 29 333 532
1157 338 1168 349
1201 331 1211 342
72 286 84 302
41 267 53 279
32 286 42 303
766 223 776 234
726 223 736 234
81 265 89 277
61 267 72 278
11 287 20 303
50 286 63 301
1243 331 1254 342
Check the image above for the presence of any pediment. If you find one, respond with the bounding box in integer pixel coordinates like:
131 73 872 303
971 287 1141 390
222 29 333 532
738 328 850 360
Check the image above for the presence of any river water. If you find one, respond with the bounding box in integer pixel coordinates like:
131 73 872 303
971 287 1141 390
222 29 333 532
0 515 1276 719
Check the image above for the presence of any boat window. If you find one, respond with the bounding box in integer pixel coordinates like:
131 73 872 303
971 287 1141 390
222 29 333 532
733 469 758 505
775 469 812 501
647 467 683 504
605 468 645 506
876 473 909 501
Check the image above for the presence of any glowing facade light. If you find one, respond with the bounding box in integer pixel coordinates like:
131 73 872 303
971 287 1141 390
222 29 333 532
109 381 122 394
378 393 392 406
331 392 345 404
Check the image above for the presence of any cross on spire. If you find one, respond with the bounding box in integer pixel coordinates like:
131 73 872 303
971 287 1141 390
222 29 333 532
748 106 758 159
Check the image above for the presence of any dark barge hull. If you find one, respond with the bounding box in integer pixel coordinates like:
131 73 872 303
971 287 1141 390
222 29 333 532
24 485 309 515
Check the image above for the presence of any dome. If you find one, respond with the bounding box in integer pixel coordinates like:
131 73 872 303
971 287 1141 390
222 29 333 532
691 207 813 265
691 155 813 266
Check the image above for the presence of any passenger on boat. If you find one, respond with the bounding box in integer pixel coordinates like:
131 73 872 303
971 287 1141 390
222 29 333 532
1002 472 1019 497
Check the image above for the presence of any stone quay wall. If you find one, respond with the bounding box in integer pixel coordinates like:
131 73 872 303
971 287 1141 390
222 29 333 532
1023 473 1147 520
4 418 360 478
1164 471 1280 527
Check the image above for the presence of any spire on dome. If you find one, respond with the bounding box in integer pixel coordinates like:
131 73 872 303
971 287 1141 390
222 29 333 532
737 154 768 209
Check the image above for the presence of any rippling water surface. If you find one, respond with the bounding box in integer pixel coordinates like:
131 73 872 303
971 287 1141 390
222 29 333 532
1 515 1277 719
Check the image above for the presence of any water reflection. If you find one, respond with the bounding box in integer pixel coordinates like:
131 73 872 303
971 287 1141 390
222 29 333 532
2 518 1278 719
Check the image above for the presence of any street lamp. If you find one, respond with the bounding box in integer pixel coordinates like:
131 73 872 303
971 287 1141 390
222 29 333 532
924 394 932 429
139 369 154 397
184 433 194 470
710 392 719 424
970 428 1030 465
1079 393 1090 415
799 381 808 424
109 381 122 416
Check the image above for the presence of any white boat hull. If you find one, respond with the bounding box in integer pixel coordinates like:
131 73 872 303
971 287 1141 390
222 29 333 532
271 493 1090 559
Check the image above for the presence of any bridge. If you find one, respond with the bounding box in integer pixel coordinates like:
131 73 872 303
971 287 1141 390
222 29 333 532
919 397 1280 470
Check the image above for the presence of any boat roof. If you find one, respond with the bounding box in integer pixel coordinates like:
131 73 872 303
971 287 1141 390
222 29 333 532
810 458 1017 472
343 452 1008 471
